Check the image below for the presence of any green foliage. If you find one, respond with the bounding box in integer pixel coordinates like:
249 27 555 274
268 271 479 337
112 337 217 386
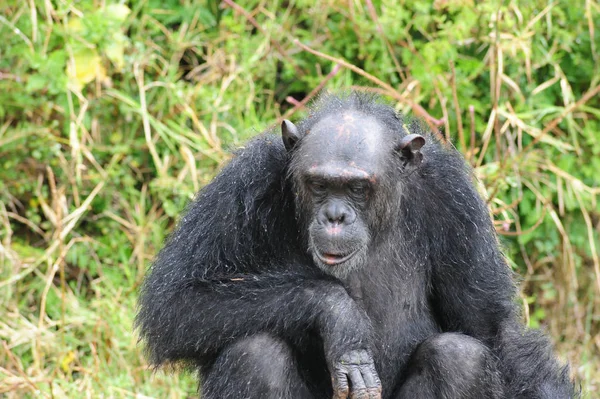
0 0 599 396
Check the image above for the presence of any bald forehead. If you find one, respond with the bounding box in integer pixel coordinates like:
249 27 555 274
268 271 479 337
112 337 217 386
294 111 392 180
301 111 389 160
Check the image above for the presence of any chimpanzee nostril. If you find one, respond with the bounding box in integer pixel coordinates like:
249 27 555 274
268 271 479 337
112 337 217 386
323 201 351 225
327 213 344 224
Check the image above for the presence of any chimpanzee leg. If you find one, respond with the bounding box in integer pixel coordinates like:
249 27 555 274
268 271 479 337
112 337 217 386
395 333 505 399
200 333 314 399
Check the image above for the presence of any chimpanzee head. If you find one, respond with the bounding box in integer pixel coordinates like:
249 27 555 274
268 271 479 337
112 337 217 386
282 96 425 278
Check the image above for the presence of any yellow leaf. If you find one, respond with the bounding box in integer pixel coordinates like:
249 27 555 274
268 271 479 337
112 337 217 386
105 33 127 71
66 48 106 91
60 350 76 373
104 4 131 21
66 17 83 33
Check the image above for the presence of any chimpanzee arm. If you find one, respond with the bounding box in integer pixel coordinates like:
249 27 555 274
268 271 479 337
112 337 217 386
135 135 373 368
136 268 372 366
418 145 576 397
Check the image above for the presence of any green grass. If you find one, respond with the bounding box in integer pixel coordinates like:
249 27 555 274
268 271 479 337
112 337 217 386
0 0 599 397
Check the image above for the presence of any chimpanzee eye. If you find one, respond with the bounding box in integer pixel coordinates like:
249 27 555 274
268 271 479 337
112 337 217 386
308 180 327 194
349 183 368 196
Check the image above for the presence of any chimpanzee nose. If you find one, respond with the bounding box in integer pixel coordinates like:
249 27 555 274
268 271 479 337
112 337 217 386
320 201 355 225
326 204 345 224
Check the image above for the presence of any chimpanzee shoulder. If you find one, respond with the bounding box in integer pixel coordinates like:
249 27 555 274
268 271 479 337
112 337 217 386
165 134 300 274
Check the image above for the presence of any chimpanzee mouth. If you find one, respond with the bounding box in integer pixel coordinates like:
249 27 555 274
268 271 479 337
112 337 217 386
315 249 359 266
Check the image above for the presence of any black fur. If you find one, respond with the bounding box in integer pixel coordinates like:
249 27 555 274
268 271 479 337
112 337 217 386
136 92 577 398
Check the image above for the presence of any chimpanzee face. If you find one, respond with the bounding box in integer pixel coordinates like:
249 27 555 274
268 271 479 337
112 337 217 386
282 111 425 278
293 113 384 277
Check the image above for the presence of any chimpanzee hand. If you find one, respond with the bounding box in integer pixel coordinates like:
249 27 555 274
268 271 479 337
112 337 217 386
312 284 381 398
331 349 382 399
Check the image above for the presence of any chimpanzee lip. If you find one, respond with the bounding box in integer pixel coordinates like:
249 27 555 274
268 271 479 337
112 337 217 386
315 249 359 266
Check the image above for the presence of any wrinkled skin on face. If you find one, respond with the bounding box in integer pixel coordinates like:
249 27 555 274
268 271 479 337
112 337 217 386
285 111 403 279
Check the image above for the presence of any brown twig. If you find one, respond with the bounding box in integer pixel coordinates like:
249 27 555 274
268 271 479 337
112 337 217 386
285 97 301 107
523 82 600 152
222 0 304 76
450 60 465 152
281 64 341 120
468 105 476 164
294 39 445 133
433 83 450 141
364 0 406 82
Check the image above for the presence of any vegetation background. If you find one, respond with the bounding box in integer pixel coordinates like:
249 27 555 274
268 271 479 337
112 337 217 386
0 0 598 397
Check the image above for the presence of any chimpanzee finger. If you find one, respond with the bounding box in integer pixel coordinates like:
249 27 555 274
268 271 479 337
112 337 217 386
360 363 382 399
333 369 350 399
349 368 368 399
366 388 382 399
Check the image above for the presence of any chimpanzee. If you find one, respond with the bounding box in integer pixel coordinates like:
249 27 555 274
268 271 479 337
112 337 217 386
135 92 576 398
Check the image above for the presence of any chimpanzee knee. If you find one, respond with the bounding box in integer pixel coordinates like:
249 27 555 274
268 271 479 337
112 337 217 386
396 333 504 399
415 333 489 373
201 333 311 399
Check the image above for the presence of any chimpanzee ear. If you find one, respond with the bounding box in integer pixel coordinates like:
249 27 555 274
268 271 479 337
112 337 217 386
281 119 301 152
396 134 426 166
